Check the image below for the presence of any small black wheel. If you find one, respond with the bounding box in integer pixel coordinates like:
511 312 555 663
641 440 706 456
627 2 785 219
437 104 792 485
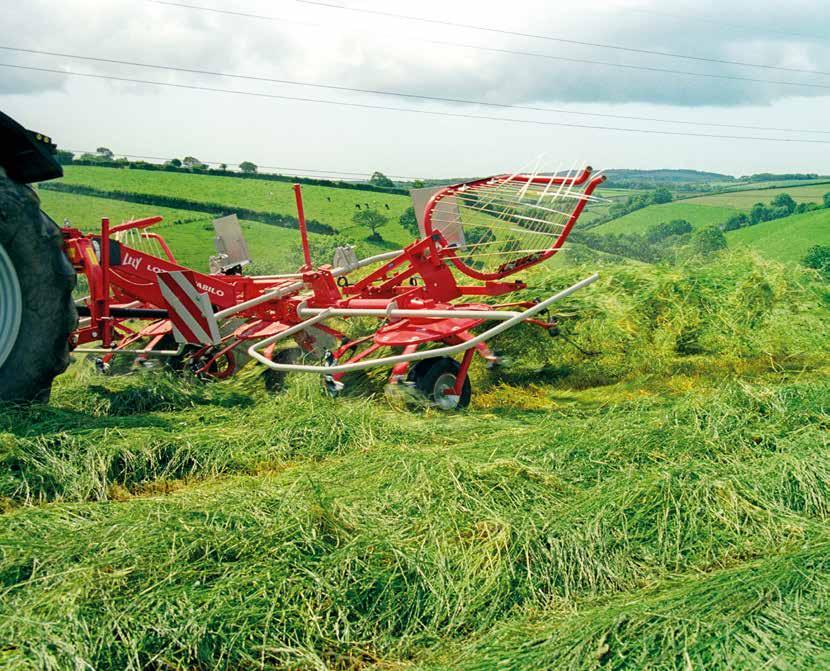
93 357 112 375
263 347 301 392
407 356 471 410
155 333 187 372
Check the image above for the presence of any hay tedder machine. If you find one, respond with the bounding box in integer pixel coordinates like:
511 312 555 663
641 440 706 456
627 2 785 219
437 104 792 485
0 110 604 409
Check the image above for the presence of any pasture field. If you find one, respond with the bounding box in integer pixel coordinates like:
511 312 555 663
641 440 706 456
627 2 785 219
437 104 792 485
58 166 415 246
705 177 830 190
687 182 830 208
726 207 830 263
37 189 320 272
1 252 828 669
590 202 739 235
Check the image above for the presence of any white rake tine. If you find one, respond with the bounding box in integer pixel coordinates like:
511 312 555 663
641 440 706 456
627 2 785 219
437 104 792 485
517 155 542 200
536 163 561 206
453 193 574 219
431 217 564 237
459 246 566 259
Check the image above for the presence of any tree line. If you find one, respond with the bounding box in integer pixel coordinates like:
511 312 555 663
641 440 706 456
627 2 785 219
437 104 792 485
55 149 409 195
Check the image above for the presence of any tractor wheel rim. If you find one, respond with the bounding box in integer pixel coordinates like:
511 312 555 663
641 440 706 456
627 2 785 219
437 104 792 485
433 372 460 410
0 242 22 370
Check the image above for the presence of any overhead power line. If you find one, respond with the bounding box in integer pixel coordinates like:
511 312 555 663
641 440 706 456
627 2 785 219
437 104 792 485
297 0 830 77
6 62 830 145
140 1 830 94
4 45 829 135
146 0 318 26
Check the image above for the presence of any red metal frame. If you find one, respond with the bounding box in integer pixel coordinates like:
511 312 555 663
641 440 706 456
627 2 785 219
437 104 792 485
62 168 599 392
422 169 606 282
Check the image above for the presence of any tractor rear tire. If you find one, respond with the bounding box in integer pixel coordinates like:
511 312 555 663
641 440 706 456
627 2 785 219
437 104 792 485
0 176 77 403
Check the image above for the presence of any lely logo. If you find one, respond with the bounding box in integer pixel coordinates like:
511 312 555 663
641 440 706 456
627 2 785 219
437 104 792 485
121 252 226 298
121 252 165 275
121 252 142 271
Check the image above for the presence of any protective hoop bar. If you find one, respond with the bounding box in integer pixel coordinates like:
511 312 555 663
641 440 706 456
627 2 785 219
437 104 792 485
422 170 606 282
248 273 599 375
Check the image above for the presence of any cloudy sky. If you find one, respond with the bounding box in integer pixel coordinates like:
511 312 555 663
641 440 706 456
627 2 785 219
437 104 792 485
2 0 829 178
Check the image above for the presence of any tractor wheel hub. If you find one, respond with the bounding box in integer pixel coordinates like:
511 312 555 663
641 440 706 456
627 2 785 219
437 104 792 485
0 242 22 369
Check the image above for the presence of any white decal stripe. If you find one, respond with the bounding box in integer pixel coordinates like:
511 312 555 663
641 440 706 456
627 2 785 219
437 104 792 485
170 271 221 345
158 278 212 344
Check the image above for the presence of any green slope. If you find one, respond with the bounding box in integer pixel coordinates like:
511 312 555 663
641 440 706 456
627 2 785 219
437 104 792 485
726 207 830 262
592 202 738 235
38 188 319 272
687 183 830 208
58 166 414 246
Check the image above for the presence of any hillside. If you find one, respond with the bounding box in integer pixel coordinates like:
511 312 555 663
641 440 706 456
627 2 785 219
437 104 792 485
37 188 320 272
726 207 830 262
602 168 733 185
1 253 828 668
686 182 830 208
590 202 738 235
55 165 415 247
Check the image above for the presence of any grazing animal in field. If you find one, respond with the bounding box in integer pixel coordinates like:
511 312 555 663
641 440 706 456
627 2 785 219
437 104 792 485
326 196 331 202
384 203 390 210
355 203 361 209
364 203 370 208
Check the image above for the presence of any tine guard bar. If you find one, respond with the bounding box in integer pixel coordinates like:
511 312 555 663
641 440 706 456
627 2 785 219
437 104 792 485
248 273 599 375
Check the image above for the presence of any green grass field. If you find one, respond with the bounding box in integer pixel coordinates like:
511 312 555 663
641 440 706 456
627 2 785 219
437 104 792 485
726 207 830 263
58 166 415 246
687 182 830 208
37 188 320 272
1 252 828 669
4 167 829 668
591 202 739 235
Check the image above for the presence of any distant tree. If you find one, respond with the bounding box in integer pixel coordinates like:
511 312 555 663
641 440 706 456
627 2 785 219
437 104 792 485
219 163 228 171
651 187 673 204
353 208 388 240
167 158 182 168
801 245 830 276
239 161 258 174
692 226 727 255
795 202 819 214
645 219 692 243
369 171 395 188
399 206 419 237
96 147 114 160
723 212 749 231
824 192 830 209
411 179 426 189
750 202 771 225
55 149 74 165
771 193 797 215
182 156 204 169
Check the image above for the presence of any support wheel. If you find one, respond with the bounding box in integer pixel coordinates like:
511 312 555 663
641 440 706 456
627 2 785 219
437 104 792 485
263 347 301 392
407 356 471 410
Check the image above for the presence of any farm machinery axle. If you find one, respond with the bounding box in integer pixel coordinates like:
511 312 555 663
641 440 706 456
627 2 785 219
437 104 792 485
62 167 605 409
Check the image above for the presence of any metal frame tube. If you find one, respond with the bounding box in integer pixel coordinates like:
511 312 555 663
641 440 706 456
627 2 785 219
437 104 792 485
297 306 525 321
73 346 184 357
248 273 598 375
212 249 403 322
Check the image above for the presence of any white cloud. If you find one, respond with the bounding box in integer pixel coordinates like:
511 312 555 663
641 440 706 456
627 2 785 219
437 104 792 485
3 0 829 107
1 0 828 177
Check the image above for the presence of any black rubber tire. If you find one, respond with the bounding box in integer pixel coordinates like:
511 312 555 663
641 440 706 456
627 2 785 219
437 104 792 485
0 176 77 403
407 356 471 410
263 347 302 392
